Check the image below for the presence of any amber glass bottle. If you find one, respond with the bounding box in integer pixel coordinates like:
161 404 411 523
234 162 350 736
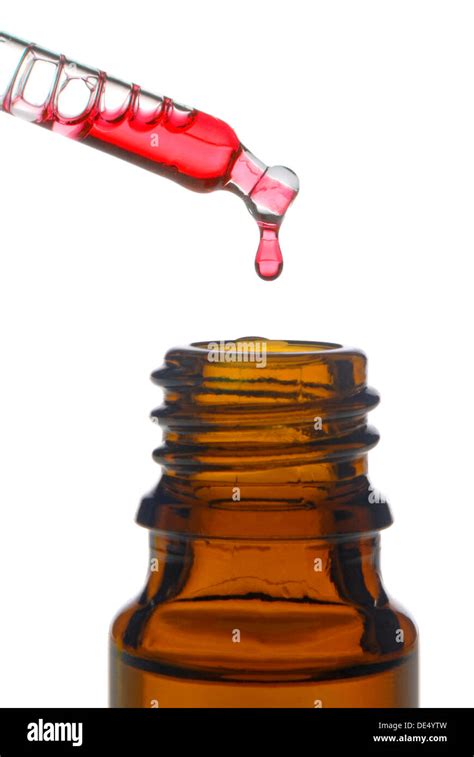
110 339 418 707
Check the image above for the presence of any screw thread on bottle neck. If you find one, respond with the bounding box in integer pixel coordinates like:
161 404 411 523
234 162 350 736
137 339 392 539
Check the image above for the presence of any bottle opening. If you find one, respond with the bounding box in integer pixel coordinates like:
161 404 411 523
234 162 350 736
190 338 344 357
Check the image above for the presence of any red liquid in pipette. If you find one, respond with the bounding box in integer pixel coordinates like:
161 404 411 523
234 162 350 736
0 33 299 279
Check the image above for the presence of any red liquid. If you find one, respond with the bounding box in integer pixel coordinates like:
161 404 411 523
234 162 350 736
256 224 283 281
52 92 297 281
0 34 299 279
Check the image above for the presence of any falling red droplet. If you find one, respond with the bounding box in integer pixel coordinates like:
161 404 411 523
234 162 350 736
255 224 283 281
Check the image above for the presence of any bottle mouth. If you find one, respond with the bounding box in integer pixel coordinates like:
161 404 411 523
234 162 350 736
148 337 379 475
153 338 370 405
190 338 345 357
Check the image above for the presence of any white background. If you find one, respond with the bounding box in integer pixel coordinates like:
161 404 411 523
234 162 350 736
0 0 472 707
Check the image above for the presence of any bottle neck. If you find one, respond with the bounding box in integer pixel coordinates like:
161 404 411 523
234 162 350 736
139 464 390 541
137 339 392 541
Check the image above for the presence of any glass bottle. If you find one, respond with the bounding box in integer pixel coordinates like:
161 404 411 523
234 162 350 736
110 338 418 707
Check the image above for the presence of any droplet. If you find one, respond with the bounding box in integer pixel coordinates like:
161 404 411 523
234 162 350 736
255 224 283 281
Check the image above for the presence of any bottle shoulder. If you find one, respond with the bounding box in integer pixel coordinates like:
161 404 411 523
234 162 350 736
111 588 417 677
